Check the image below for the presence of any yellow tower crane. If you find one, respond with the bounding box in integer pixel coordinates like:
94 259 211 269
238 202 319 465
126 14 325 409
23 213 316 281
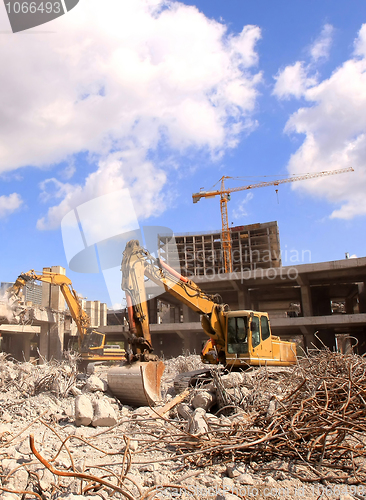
192 167 354 273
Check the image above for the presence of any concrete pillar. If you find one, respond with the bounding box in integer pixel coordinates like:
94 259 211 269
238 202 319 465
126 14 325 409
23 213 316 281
300 286 313 317
237 288 250 309
148 297 158 324
182 305 198 323
100 303 107 326
42 266 66 311
22 334 31 362
39 324 49 364
301 327 317 350
179 332 192 353
250 296 259 311
169 305 180 323
49 312 64 361
358 283 366 313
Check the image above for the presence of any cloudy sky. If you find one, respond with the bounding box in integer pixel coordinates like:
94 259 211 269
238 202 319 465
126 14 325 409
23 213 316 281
0 0 365 306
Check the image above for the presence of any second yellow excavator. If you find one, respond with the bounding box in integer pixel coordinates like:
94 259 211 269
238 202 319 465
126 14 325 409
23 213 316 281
8 270 125 366
107 240 297 407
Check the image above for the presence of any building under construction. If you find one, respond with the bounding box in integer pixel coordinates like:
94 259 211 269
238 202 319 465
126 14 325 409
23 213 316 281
158 221 281 277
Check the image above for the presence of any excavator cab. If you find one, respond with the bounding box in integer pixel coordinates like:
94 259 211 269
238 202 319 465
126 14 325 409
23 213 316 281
80 330 105 352
202 311 296 368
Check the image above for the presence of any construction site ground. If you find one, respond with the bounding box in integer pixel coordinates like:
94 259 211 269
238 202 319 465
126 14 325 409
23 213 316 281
0 351 365 500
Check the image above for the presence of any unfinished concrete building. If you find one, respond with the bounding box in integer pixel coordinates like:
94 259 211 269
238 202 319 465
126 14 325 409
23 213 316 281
158 221 281 277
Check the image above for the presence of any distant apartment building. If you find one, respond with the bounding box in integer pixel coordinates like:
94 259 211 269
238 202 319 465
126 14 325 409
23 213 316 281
158 221 281 277
81 300 107 328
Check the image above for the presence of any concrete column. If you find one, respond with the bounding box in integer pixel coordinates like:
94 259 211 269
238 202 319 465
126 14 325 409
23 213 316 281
42 266 66 311
22 334 31 362
300 286 313 317
301 326 317 350
250 296 259 311
49 312 64 361
237 288 250 309
100 303 107 326
175 331 192 353
182 305 198 322
358 283 366 313
39 324 49 364
148 297 158 324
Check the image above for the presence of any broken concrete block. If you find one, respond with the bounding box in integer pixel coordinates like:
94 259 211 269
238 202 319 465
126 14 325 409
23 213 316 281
186 408 209 436
92 399 118 427
226 463 241 479
236 473 255 485
221 373 244 388
85 375 107 392
75 395 93 426
16 438 31 455
40 469 54 491
69 386 82 397
177 403 193 420
129 440 139 451
191 390 217 411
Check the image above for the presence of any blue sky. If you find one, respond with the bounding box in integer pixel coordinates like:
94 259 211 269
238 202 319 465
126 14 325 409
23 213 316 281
0 0 366 307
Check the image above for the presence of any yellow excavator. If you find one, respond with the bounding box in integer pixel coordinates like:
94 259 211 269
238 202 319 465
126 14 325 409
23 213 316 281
8 270 125 366
107 240 296 407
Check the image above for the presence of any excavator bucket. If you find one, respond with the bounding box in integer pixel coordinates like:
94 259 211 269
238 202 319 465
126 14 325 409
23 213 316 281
107 361 165 407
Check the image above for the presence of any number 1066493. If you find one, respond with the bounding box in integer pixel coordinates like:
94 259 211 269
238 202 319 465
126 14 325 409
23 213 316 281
5 2 62 14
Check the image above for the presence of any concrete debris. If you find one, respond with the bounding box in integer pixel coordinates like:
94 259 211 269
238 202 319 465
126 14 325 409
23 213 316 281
177 402 193 419
186 407 209 436
0 352 364 500
84 374 108 392
220 372 244 388
74 394 93 426
191 389 217 410
92 399 118 427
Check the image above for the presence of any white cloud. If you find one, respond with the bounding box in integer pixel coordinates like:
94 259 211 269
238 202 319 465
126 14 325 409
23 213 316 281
273 61 317 100
37 148 167 229
0 0 262 230
232 192 254 219
310 24 334 62
0 193 23 219
273 24 334 100
277 25 366 219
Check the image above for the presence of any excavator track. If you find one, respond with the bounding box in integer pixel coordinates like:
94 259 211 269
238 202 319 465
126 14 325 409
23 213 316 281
173 368 215 393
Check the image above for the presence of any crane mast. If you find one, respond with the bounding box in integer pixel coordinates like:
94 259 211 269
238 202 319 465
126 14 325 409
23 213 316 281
192 167 354 273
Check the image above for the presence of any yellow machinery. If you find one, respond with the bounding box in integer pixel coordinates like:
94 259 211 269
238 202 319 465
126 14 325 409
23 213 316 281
8 270 125 366
107 240 296 406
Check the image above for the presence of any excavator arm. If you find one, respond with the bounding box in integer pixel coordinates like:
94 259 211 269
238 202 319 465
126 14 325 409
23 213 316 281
121 240 228 361
108 239 229 407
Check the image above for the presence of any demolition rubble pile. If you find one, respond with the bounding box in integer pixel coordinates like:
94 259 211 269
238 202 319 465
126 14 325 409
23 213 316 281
0 351 366 499
0 293 23 324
